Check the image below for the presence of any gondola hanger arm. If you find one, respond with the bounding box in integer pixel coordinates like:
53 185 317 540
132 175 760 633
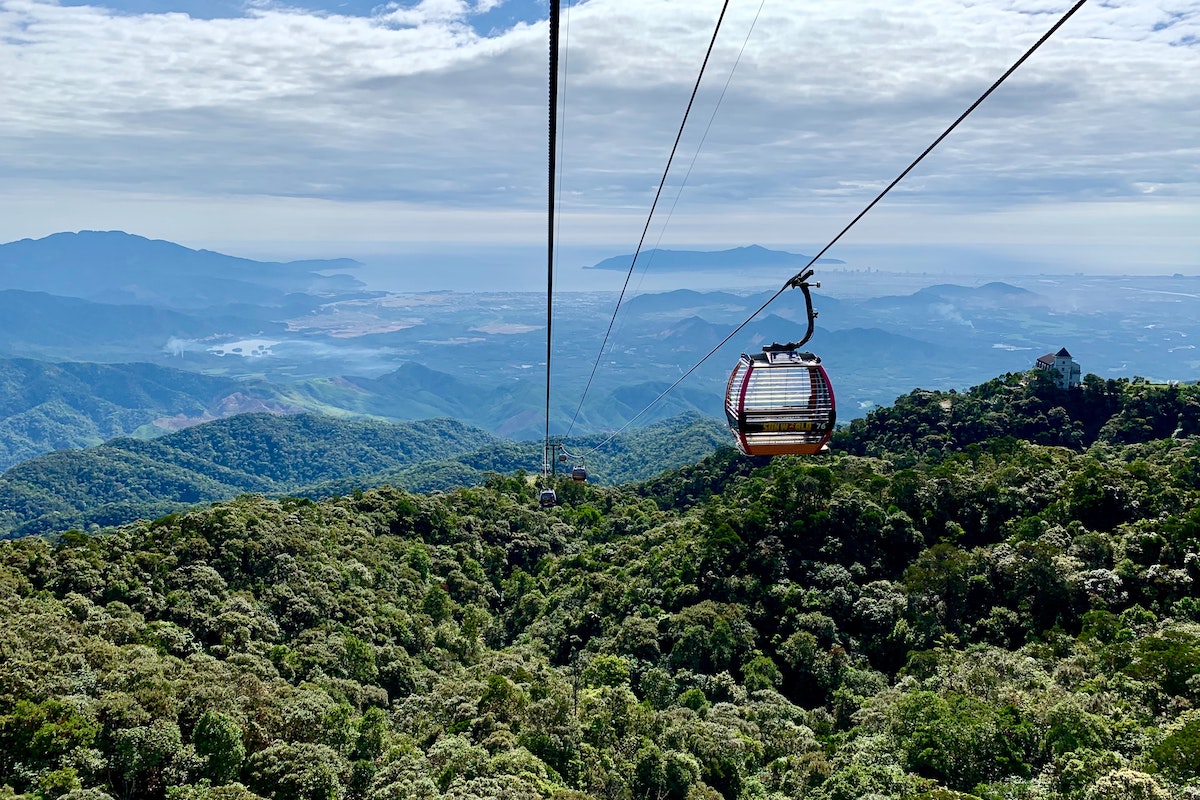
774 268 819 351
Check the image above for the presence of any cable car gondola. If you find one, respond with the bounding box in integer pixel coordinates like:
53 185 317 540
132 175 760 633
725 270 836 456
559 447 587 482
536 0 1083 468
726 348 835 455
538 455 558 507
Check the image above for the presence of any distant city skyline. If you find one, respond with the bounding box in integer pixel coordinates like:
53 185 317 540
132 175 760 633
1 0 1197 288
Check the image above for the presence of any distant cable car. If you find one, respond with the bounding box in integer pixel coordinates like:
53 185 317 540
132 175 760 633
557 444 587 482
539 487 558 507
725 269 836 456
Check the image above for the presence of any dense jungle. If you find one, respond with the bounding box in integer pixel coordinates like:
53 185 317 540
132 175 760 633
2 370 1199 800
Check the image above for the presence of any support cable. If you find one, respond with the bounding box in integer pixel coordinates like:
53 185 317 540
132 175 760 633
553 2 572 321
580 0 1090 456
544 0 561 476
588 0 769 412
564 0 732 438
626 0 768 306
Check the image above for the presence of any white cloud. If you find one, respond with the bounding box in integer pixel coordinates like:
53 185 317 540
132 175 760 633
0 0 1197 271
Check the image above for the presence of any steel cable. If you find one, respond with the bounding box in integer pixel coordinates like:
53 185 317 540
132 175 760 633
544 0 561 476
580 0 1091 456
565 0 733 438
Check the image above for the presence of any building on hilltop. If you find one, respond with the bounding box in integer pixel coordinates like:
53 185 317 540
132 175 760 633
1036 347 1081 389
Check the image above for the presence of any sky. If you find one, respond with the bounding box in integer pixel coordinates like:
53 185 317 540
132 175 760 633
1 0 1198 289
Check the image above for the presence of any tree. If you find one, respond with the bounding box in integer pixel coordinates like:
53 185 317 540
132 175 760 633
1084 769 1169 800
192 710 245 785
245 743 345 800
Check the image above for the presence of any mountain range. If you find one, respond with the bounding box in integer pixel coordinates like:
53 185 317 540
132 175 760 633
584 244 845 271
1 230 1198 474
0 230 365 307
0 411 728 538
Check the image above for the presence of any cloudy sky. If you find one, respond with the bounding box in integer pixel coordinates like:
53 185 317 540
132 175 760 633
1 0 1197 287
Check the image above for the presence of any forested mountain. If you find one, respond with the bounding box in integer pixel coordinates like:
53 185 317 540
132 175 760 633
834 370 1200 463
0 412 729 539
301 412 730 499
0 358 259 471
0 355 721 471
0 414 496 539
1 371 1199 800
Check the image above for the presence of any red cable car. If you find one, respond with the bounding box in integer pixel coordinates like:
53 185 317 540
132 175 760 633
724 269 836 456
725 348 835 455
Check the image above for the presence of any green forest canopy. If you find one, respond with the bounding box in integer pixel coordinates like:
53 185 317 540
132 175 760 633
0 412 729 539
1 371 1199 800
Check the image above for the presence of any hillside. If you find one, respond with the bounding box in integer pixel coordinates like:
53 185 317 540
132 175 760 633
0 356 721 470
302 412 730 498
0 412 729 538
0 370 1198 799
0 357 306 471
0 414 499 538
834 370 1200 464
0 357 515 472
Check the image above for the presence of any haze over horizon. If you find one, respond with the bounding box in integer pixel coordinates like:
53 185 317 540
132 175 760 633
8 229 1193 296
1 0 1197 290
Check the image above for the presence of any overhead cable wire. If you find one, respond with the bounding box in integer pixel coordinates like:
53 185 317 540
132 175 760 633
553 1 572 308
604 0 769 380
548 1 573 469
544 0 561 475
564 0 733 438
581 0 1091 456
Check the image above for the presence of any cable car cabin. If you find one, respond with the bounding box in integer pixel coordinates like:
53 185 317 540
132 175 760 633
725 349 836 456
539 488 558 508
571 465 588 483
